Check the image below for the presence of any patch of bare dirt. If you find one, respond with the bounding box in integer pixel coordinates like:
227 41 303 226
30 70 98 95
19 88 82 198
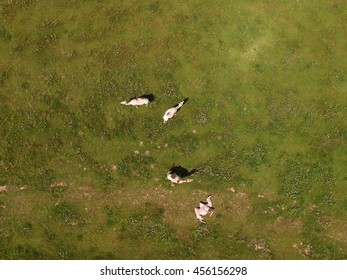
50 182 67 188
229 192 252 218
273 216 303 233
326 220 347 243
252 239 270 253
292 243 312 257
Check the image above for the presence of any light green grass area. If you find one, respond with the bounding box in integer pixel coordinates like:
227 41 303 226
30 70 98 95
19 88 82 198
0 0 346 259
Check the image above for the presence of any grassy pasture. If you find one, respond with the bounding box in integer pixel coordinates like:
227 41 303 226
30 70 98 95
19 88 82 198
0 0 346 259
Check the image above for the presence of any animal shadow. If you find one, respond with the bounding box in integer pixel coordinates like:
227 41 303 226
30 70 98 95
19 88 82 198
139 93 155 102
169 164 197 178
173 97 188 113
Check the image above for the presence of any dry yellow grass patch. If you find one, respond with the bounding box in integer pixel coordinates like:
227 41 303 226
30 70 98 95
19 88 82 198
326 219 347 243
273 216 303 234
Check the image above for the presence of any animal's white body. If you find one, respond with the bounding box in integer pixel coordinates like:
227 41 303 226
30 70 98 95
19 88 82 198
163 100 186 122
121 97 149 107
194 195 214 224
166 172 193 184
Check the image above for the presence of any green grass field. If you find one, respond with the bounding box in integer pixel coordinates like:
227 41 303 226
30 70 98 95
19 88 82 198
0 0 346 259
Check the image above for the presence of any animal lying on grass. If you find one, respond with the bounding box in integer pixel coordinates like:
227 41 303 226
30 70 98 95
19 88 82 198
163 98 189 123
166 165 197 184
120 94 154 107
194 195 214 224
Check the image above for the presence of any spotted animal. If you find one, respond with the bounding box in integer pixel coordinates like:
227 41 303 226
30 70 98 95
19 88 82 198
166 165 197 184
121 96 150 107
194 195 214 224
163 98 188 123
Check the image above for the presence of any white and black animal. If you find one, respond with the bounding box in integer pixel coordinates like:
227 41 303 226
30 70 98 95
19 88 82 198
120 96 150 107
166 165 197 184
194 195 214 224
163 98 188 123
167 172 193 184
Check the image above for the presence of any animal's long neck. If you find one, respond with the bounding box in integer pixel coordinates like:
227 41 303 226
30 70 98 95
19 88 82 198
176 101 184 109
207 197 212 207
189 168 198 175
